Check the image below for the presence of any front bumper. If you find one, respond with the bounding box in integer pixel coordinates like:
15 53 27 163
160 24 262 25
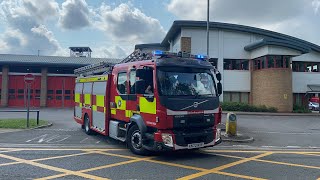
143 128 222 151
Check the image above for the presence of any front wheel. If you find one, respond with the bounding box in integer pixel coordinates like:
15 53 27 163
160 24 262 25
127 125 150 155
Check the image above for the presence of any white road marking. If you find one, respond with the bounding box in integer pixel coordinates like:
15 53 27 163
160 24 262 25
26 134 71 143
80 138 89 143
249 131 320 135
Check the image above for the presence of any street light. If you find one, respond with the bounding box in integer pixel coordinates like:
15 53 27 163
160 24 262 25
207 0 210 57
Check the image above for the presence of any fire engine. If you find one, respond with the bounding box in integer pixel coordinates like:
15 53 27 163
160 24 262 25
74 50 223 155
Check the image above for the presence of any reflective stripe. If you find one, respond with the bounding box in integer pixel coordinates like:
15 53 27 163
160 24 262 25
84 94 91 105
111 108 116 115
75 93 80 103
139 97 156 114
115 96 126 110
125 110 133 118
92 105 98 111
96 95 105 107
77 76 108 83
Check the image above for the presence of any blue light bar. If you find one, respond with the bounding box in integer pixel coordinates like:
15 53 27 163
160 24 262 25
194 54 207 60
153 50 164 56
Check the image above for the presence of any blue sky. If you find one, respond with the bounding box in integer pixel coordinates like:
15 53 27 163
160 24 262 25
0 0 319 58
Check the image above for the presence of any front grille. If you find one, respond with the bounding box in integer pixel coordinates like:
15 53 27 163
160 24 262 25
173 114 214 129
174 128 214 146
184 136 206 144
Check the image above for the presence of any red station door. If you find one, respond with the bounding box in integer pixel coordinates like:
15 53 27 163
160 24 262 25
47 76 75 107
8 75 41 107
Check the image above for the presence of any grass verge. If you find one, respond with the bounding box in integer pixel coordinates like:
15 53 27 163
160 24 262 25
0 119 48 129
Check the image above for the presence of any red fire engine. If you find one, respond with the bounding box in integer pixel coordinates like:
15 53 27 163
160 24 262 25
74 50 223 155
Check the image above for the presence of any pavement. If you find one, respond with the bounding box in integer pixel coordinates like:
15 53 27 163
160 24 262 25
223 111 320 116
0 108 320 179
0 147 319 179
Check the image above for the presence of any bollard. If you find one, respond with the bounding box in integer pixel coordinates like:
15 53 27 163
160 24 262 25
226 112 237 136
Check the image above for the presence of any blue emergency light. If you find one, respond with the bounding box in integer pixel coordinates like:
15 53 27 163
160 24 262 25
194 54 207 61
153 50 164 56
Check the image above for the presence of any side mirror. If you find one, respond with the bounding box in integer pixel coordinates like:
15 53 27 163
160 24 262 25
135 79 146 94
216 72 221 81
217 82 222 95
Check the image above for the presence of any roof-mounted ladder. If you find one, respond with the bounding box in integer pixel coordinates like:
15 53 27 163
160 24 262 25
74 50 154 76
74 61 114 76
120 49 153 64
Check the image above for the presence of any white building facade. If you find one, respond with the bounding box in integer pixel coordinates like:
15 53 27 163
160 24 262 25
135 21 320 112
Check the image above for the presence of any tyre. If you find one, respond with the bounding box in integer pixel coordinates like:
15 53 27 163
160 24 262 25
84 115 93 135
127 125 150 155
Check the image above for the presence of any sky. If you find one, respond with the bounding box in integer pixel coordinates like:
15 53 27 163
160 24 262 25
0 0 319 59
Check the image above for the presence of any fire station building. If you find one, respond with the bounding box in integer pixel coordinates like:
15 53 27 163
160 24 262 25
136 20 320 112
0 47 119 108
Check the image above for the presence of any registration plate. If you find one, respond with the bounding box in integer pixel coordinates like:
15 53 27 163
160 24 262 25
187 142 204 149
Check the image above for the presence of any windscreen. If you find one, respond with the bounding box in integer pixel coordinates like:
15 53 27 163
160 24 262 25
157 67 216 96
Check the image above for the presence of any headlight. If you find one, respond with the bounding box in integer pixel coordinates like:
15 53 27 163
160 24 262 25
161 133 173 147
216 128 221 140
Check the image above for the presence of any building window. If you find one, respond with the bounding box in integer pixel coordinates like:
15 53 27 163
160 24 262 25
48 67 75 74
224 59 249 70
292 62 320 72
10 66 41 73
254 55 291 70
223 92 249 103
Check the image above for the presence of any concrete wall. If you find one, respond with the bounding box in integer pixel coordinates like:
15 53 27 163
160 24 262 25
292 51 320 62
223 70 250 92
292 72 320 93
252 69 293 112
1 66 8 107
40 67 48 107
171 32 181 52
250 46 301 59
181 28 219 57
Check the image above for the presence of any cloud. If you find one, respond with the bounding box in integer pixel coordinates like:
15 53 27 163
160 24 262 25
96 3 166 44
59 0 91 30
94 45 128 59
23 0 59 21
167 0 320 45
312 0 320 14
0 0 62 55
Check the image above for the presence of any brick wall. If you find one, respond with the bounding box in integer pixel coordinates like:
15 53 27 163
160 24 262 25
252 69 293 112
181 37 191 53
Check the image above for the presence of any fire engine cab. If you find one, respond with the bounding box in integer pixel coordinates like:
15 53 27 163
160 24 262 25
74 50 223 155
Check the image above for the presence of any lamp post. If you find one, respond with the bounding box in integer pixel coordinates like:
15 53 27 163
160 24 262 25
207 0 210 57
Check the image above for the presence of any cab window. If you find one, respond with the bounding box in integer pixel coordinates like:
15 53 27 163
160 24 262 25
117 72 127 94
129 70 136 94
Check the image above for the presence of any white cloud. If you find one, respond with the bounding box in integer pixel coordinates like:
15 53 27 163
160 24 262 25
59 0 91 30
0 1 166 57
312 0 320 14
0 0 62 55
167 0 320 45
94 45 128 59
23 0 59 22
96 3 166 44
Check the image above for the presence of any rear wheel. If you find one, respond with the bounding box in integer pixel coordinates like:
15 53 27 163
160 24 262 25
127 125 150 155
84 115 93 135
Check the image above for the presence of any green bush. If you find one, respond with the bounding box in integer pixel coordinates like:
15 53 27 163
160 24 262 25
293 105 311 113
221 102 278 112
